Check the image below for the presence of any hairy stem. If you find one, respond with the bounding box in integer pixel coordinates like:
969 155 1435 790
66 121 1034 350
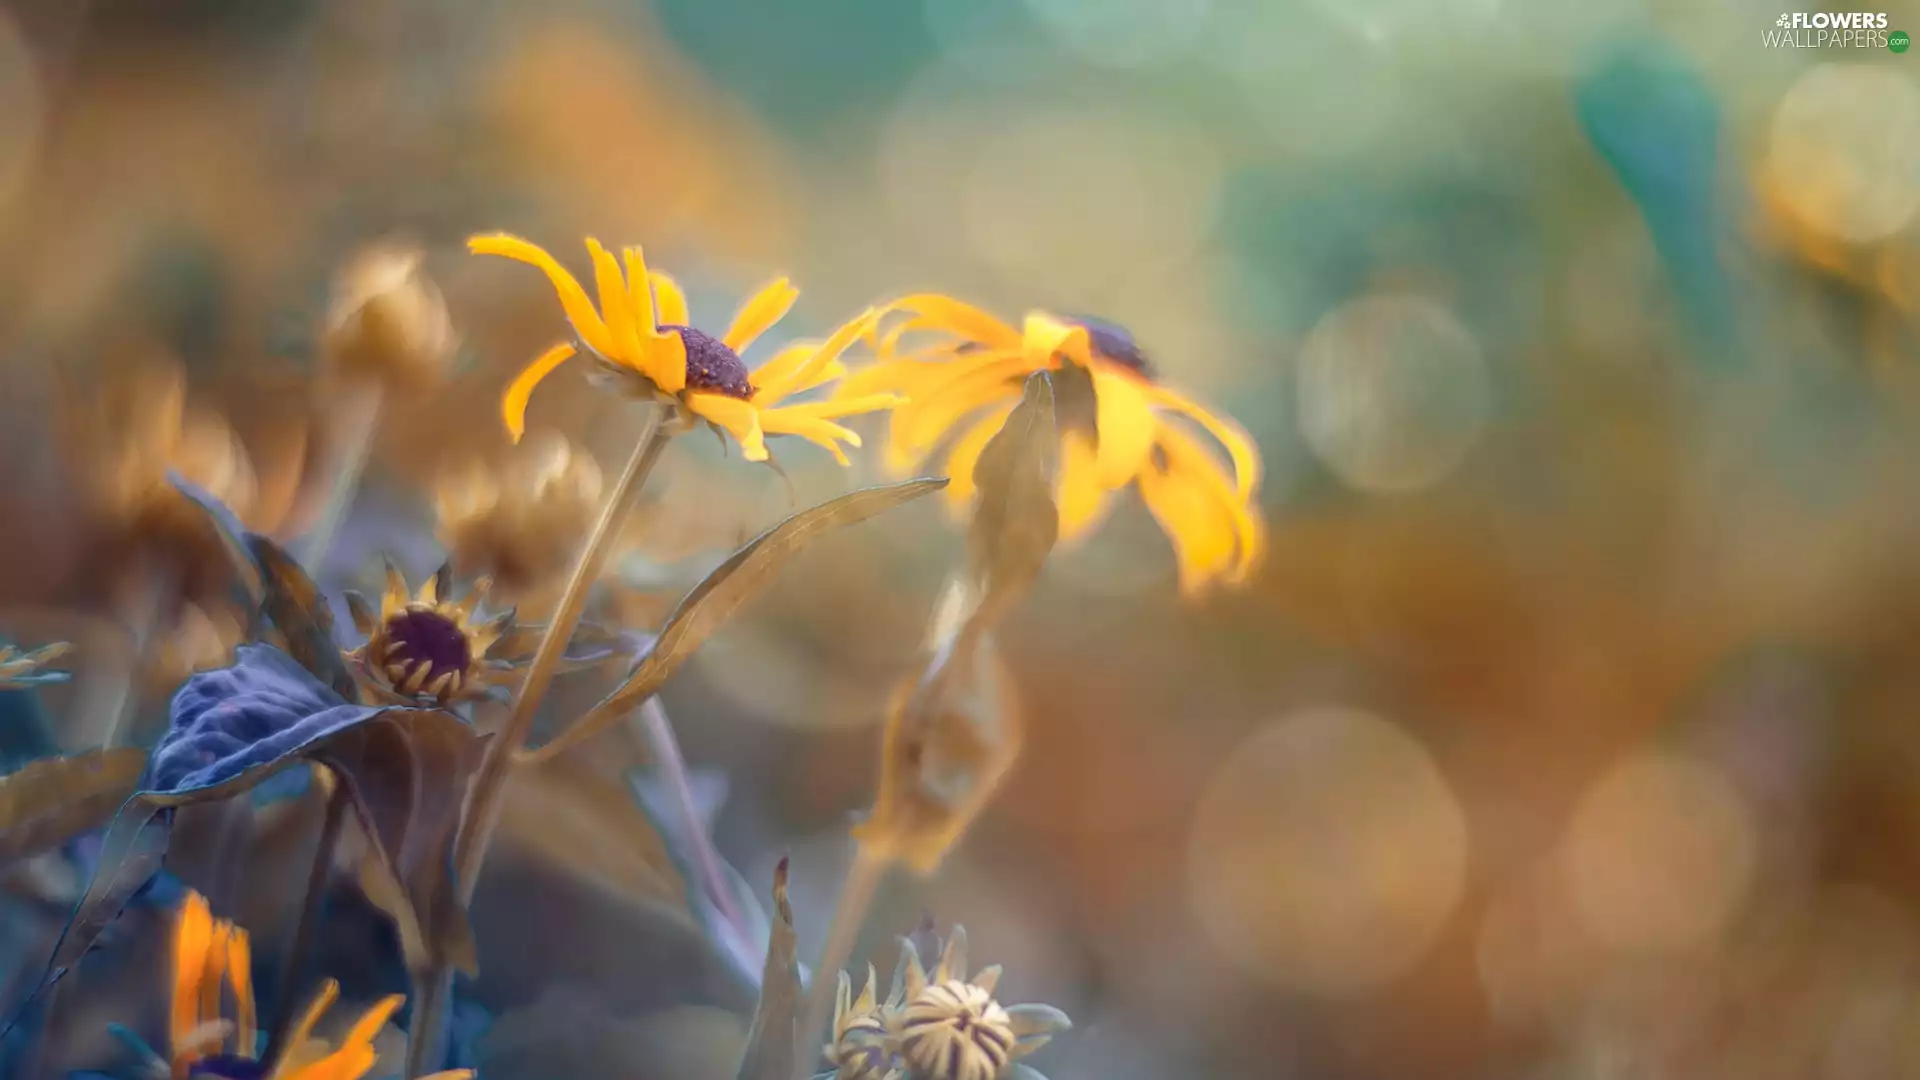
407 407 672 1077
267 770 348 1062
795 844 890 1078
295 382 385 570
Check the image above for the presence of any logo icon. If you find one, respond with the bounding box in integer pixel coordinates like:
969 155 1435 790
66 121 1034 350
1893 28 1912 50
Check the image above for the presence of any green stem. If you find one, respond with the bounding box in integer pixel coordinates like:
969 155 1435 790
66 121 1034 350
794 844 890 1079
266 772 348 1063
406 406 672 1078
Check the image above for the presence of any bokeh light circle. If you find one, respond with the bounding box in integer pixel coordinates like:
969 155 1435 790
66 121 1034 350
1764 63 1920 244
1187 707 1468 998
1295 294 1490 493
1563 753 1757 955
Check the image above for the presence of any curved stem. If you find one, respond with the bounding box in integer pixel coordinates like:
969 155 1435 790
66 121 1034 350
794 844 890 1079
406 406 672 1078
266 770 347 1063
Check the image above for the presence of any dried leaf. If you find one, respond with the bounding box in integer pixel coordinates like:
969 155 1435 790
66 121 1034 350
1 646 487 1035
0 748 148 865
247 533 360 702
519 478 948 766
964 371 1060 634
734 856 798 1080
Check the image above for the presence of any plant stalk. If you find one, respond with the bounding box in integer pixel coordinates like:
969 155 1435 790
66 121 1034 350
795 844 890 1078
407 407 672 1077
265 771 348 1064
634 696 750 955
295 382 385 570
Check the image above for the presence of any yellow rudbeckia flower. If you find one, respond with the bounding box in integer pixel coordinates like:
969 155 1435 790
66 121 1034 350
468 234 903 464
167 890 470 1080
838 296 1265 595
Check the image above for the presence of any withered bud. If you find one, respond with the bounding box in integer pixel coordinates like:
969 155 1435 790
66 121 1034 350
322 240 457 392
433 432 604 599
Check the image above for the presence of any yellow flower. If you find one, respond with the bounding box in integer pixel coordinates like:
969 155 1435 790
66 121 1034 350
169 890 470 1080
344 563 514 706
838 297 1266 596
468 233 903 463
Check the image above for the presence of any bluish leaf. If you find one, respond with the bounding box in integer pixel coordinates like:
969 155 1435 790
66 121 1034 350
244 534 361 703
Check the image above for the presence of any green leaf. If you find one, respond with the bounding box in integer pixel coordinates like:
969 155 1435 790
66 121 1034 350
247 534 361 703
0 748 148 865
734 856 798 1080
518 477 947 765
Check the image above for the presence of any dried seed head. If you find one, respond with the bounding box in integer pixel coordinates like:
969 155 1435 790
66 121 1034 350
322 240 457 392
433 433 604 600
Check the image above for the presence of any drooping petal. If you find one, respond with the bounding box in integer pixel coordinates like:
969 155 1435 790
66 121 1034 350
586 239 645 366
500 343 577 444
885 294 1024 349
887 355 1034 471
722 278 799 353
685 393 768 461
1137 446 1240 595
1144 383 1262 498
939 403 1015 511
467 235 613 357
227 928 255 1059
1156 423 1266 584
277 979 340 1074
199 924 229 1047
649 269 690 326
171 892 214 1059
1021 312 1091 371
1090 365 1157 489
649 328 689 395
1057 433 1113 541
756 410 861 465
620 246 687 394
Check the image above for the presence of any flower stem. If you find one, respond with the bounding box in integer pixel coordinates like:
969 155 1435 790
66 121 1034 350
295 382 385 571
266 770 347 1063
795 844 891 1078
633 696 751 961
406 406 672 1078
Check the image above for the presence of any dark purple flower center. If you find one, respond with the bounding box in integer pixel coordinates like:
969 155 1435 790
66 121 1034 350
189 1054 271 1080
1064 315 1155 378
665 324 755 399
383 607 471 682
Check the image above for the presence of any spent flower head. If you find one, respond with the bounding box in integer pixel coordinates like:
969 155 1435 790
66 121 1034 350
432 431 604 600
321 239 458 393
468 233 905 462
814 924 1070 1080
344 562 514 706
839 297 1264 595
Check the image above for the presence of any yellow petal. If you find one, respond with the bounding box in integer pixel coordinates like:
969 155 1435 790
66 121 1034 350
172 892 214 1058
887 355 1033 468
1090 365 1157 489
772 392 905 422
586 239 645 366
832 355 959 401
467 235 613 357
752 308 880 404
619 247 658 332
500 342 577 444
758 410 862 466
940 403 1015 511
650 328 688 395
274 980 340 1079
227 928 255 1059
884 294 1023 349
1022 311 1092 371
1156 423 1266 584
650 269 690 326
685 393 768 461
1057 433 1113 541
1145 383 1262 499
200 922 229 1045
722 277 799 353
340 995 405 1052
744 341 820 404
621 246 686 394
1137 461 1236 595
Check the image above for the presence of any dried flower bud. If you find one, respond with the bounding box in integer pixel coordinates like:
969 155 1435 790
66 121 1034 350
812 924 1070 1080
433 432 603 600
854 579 1023 874
322 240 457 392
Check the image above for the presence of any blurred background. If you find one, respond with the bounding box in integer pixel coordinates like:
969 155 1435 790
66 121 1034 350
9 0 1920 1077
